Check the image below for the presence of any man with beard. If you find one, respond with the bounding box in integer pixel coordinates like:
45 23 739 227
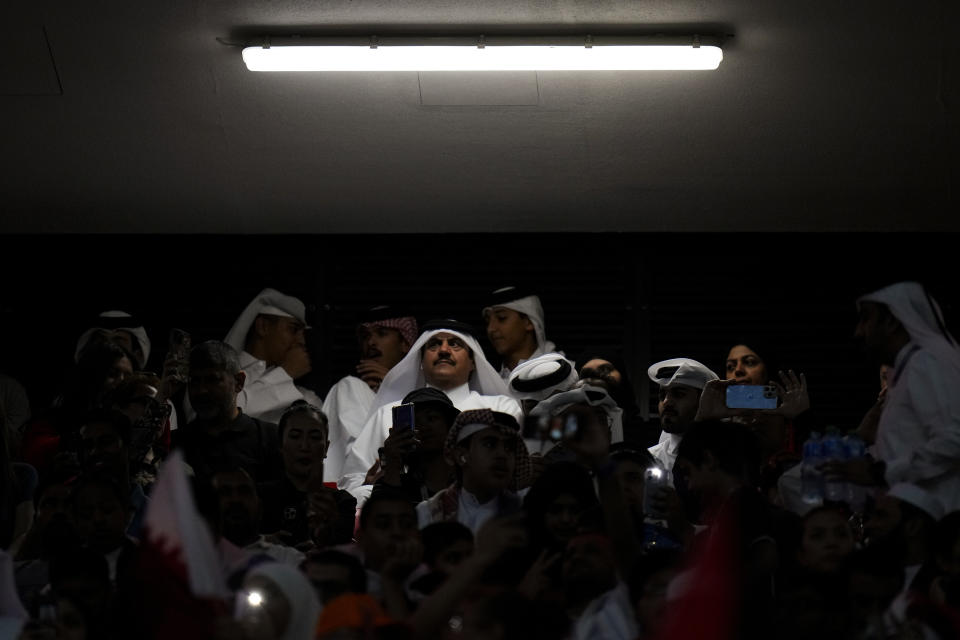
173 341 282 483
340 320 521 499
823 282 960 515
322 306 417 483
69 474 136 584
211 465 304 566
646 358 719 471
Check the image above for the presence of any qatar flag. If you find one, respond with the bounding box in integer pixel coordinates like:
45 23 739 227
131 451 229 638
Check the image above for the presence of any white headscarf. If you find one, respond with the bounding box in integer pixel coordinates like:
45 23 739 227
245 563 320 640
482 291 556 353
507 352 579 401
529 384 624 443
647 358 719 391
74 310 151 369
858 282 960 369
224 288 311 352
370 327 509 415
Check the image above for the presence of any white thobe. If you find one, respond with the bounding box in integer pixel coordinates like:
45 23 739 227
322 375 377 483
235 351 324 425
875 342 960 512
338 383 522 494
572 582 639 640
415 488 500 534
648 431 683 471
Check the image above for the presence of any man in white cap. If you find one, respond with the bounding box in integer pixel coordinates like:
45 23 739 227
321 305 418 482
338 319 522 498
223 287 323 424
824 281 960 513
646 358 720 470
482 286 558 380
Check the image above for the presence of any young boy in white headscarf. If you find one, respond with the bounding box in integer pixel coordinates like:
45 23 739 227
222 288 324 425
482 286 559 380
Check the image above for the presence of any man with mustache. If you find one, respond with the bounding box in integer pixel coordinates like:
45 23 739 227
322 305 417 483
173 341 282 484
646 358 719 471
339 320 522 502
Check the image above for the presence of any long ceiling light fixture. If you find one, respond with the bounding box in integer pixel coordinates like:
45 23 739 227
241 35 723 72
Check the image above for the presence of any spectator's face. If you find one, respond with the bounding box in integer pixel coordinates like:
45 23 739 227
854 302 898 361
433 538 474 575
657 384 700 434
281 412 328 478
562 535 616 589
79 421 127 478
113 382 158 425
188 366 241 421
459 428 517 495
613 459 645 514
303 562 354 604
580 359 622 385
212 470 261 545
485 307 534 357
35 484 73 533
73 484 128 553
358 326 409 369
421 333 475 389
724 345 767 385
358 500 419 571
798 509 855 573
413 405 453 452
544 493 584 545
672 455 723 520
101 355 133 397
257 315 306 365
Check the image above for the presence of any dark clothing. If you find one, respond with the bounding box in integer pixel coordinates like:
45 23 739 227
258 475 357 547
1 462 37 548
172 410 282 484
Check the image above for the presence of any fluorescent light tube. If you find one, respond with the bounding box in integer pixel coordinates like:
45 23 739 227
242 44 722 72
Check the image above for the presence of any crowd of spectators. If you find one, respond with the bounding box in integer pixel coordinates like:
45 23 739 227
1 281 959 640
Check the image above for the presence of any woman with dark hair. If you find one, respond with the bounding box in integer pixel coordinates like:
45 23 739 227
20 342 135 480
721 340 810 459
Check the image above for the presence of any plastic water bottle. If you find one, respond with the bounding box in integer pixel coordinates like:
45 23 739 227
822 428 847 502
843 433 868 512
801 432 825 505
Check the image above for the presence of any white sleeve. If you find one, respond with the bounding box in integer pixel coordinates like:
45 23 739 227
884 353 960 485
338 405 391 490
236 366 305 423
322 377 375 483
